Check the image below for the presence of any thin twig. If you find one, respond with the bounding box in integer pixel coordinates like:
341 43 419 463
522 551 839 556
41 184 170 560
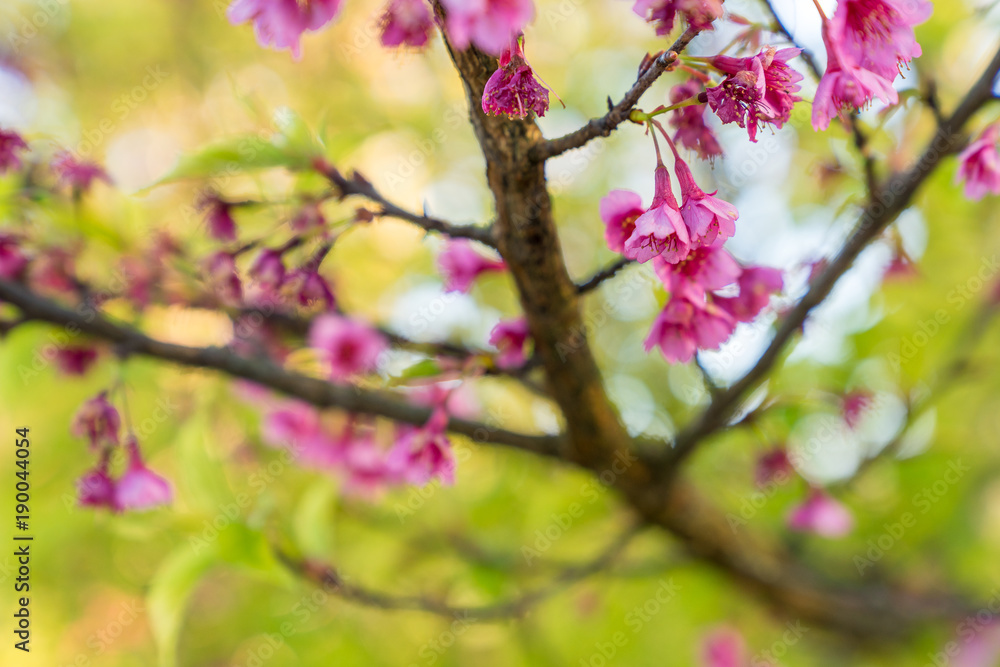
576 258 633 294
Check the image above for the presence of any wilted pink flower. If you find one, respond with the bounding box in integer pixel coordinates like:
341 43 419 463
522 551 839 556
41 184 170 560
308 313 388 380
842 389 874 429
787 489 854 537
599 190 645 254
669 80 722 161
701 627 746 667
55 346 99 376
203 251 243 307
285 268 336 310
386 408 455 486
71 392 121 449
644 295 735 363
712 47 803 130
653 246 741 299
441 0 534 55
624 163 691 264
380 0 434 48
812 16 898 131
249 248 286 294
633 0 723 35
28 247 76 295
670 143 738 247
715 266 783 323
437 239 506 293
51 151 110 191
0 128 28 173
198 194 238 242
0 234 28 280
830 0 931 82
488 317 531 369
114 437 172 512
482 37 549 119
957 124 1000 201
755 448 792 487
228 0 343 58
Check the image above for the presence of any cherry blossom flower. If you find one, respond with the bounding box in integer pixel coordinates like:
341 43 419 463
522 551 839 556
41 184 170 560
633 0 723 35
842 389 874 429
0 128 28 173
386 408 455 486
644 295 735 363
380 0 434 48
482 37 549 119
308 313 388 380
653 246 741 298
28 247 76 295
949 619 1000 667
51 151 110 191
77 462 117 510
812 15 898 131
623 163 691 264
248 248 286 295
755 448 793 487
203 251 243 307
488 317 531 369
787 489 854 537
341 434 393 498
54 346 99 376
669 141 739 247
227 0 343 58
830 0 932 82
599 190 645 254
715 266 783 323
262 401 321 448
441 0 534 55
707 47 802 142
669 80 722 161
437 239 506 293
0 234 28 280
71 392 121 449
198 194 238 242
285 268 336 310
702 628 747 667
291 202 326 232
114 437 172 512
957 124 1000 201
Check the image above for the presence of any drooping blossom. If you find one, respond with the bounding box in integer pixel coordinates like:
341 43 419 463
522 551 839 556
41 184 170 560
701 628 746 667
787 488 854 537
633 0 723 35
956 124 1000 201
291 202 326 232
203 251 243 307
623 163 691 264
482 36 549 119
285 268 336 310
0 234 27 279
440 0 534 55
599 190 645 254
669 140 739 247
715 266 783 322
437 239 506 293
341 434 393 498
0 128 28 173
198 194 238 242
707 47 802 142
653 246 741 299
380 0 434 48
812 14 899 131
227 0 344 58
386 408 456 486
262 401 321 449
644 295 735 363
829 0 932 82
77 462 117 510
114 437 172 512
308 313 388 380
669 80 722 161
842 389 874 429
248 248 287 295
28 247 76 295
54 346 100 376
488 317 531 369
755 448 793 487
71 392 121 449
51 151 110 191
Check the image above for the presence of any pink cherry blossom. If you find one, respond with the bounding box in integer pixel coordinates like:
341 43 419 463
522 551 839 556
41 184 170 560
830 0 932 82
755 448 793 487
488 317 531 369
441 0 534 56
285 268 336 310
55 346 99 376
715 266 783 323
51 151 110 191
380 0 434 48
644 295 735 363
482 37 549 119
950 620 1000 667
437 239 506 293
249 248 286 294
198 194 238 242
0 128 28 173
203 251 243 307
341 435 393 498
712 47 803 130
77 463 117 510
0 234 28 280
669 142 739 247
28 247 76 295
386 408 455 486
114 437 172 512
957 124 1000 201
308 313 388 380
653 246 741 298
599 190 645 254
624 164 691 264
228 0 343 59
669 80 722 161
701 627 746 667
842 389 874 429
812 17 899 131
71 392 121 449
291 202 326 232
633 0 723 35
262 401 321 448
787 489 854 537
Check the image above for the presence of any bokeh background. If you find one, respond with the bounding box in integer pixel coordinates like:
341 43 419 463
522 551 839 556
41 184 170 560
2 0 1000 664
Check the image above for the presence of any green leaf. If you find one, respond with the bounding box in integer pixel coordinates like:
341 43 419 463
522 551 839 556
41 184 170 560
148 544 219 667
216 522 295 587
293 479 337 556
391 359 442 385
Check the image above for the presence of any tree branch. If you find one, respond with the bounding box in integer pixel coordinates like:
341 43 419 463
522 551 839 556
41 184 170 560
576 258 633 294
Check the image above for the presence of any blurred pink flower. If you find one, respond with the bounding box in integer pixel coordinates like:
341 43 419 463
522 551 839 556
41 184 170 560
950 620 1000 667
645 295 735 363
198 194 238 242
380 0 434 48
249 248 287 295
600 189 645 254
441 0 534 55
653 246 741 299
702 627 747 667
263 401 321 448
0 234 28 280
28 247 77 295
787 489 854 537
341 435 393 498
633 0 723 35
71 392 121 449
437 239 506 293
842 389 874 429
957 124 1000 201
669 80 722 161
755 448 793 487
386 408 455 486
285 268 336 310
77 463 117 510
114 437 172 512
54 346 99 376
0 128 28 173
489 317 531 369
308 313 388 380
51 151 110 191
227 0 343 58
482 37 549 119
624 164 691 264
715 266 783 323
830 0 931 82
203 251 243 307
